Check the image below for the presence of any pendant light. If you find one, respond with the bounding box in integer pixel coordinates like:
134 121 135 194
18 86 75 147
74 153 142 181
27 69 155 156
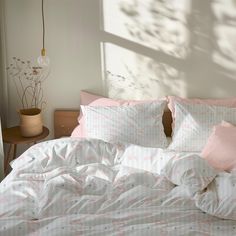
37 0 50 67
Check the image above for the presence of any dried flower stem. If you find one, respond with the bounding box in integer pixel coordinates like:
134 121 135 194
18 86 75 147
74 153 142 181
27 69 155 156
7 57 49 109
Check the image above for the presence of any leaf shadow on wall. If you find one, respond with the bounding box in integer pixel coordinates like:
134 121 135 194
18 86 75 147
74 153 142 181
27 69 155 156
101 0 236 99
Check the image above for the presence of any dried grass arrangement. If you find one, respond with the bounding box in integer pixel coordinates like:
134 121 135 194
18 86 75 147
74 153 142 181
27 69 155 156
7 57 49 109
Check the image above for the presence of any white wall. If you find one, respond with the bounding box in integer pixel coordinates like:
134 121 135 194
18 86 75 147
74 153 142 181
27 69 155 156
3 0 236 141
4 0 103 139
101 0 236 99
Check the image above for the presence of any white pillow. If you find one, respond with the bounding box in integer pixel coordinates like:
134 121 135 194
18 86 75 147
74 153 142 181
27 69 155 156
81 101 167 148
169 102 236 152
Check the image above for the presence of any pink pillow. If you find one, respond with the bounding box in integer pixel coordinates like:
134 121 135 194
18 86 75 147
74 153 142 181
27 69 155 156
168 96 236 120
201 121 236 172
71 91 166 137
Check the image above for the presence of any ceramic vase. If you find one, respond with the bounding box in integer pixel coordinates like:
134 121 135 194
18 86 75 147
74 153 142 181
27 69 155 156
19 108 43 137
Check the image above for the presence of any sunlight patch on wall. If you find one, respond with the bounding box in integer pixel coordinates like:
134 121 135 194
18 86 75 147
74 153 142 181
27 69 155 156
103 43 186 99
102 0 191 59
212 0 236 74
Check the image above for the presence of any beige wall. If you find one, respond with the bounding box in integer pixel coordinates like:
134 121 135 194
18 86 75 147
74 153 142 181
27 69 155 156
2 0 236 141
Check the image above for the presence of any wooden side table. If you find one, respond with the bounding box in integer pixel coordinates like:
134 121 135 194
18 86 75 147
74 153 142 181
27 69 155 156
3 126 49 175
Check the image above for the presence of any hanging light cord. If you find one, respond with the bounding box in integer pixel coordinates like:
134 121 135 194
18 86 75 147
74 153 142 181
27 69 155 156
38 0 50 66
41 0 45 52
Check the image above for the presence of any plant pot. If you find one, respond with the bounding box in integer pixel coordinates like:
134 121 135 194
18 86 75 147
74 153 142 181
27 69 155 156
19 108 43 137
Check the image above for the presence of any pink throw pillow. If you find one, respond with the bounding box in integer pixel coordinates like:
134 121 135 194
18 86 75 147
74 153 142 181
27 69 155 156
201 121 236 172
71 91 166 137
168 96 236 120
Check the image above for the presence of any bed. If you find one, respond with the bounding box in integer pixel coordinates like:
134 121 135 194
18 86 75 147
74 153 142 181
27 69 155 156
1 92 236 236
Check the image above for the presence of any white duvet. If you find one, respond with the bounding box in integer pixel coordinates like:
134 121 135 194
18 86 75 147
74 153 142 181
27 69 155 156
0 138 236 236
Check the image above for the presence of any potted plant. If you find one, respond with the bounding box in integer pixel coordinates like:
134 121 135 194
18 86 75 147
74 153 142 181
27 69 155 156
7 57 49 137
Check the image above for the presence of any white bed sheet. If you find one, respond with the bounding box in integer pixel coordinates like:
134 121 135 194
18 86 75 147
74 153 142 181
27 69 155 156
0 138 235 236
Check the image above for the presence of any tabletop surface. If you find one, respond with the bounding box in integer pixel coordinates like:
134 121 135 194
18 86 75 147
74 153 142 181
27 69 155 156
3 126 49 144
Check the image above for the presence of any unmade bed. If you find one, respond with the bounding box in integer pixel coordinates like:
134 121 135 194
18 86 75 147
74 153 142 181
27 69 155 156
1 93 236 236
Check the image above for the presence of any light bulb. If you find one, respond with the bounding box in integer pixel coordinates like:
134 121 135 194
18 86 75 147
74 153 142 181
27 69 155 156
37 48 50 67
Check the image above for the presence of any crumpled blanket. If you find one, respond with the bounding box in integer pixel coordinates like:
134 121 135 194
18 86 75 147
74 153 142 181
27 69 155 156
0 138 235 236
